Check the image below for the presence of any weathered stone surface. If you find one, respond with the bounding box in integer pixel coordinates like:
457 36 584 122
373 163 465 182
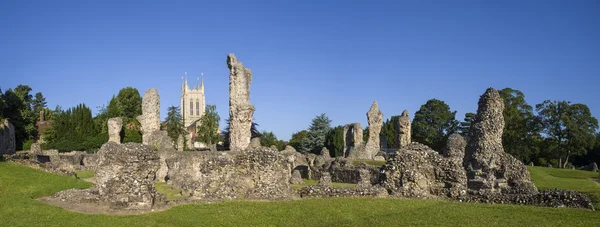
136 88 161 145
382 142 467 199
365 101 383 159
95 142 162 209
318 172 333 187
269 145 277 151
320 147 330 158
0 119 16 155
290 169 304 184
343 123 364 159
466 189 594 210
227 54 255 151
177 135 184 151
249 137 261 149
165 149 292 200
464 88 537 194
396 110 411 147
108 117 123 144
298 185 388 198
30 143 42 153
327 160 380 185
356 168 372 189
443 134 466 159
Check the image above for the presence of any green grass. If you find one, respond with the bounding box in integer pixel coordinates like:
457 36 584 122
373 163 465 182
352 159 386 167
528 166 600 209
291 179 357 190
155 182 188 201
75 170 95 179
1 162 600 226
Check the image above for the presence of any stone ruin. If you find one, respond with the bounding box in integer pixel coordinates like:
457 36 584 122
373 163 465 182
365 101 383 159
5 56 593 212
343 101 384 160
396 110 411 147
137 88 161 145
343 122 364 158
227 53 255 151
464 88 537 194
0 119 16 155
107 117 123 144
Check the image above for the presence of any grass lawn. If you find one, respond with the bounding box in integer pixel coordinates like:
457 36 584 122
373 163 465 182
1 162 600 226
155 182 188 201
75 170 95 179
528 166 600 208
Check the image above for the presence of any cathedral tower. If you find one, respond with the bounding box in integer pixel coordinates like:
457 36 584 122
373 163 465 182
181 72 206 127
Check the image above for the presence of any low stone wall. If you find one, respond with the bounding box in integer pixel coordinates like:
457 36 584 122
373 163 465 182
298 185 388 198
466 189 594 210
165 149 293 201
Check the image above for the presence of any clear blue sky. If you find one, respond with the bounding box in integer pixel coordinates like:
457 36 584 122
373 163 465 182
2 0 599 140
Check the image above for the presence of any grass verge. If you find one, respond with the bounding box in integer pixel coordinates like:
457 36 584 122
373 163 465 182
1 162 599 226
75 170 94 179
528 166 600 209
352 159 386 167
155 182 188 201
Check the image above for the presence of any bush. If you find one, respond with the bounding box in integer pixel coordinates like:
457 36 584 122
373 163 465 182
22 139 34 151
123 129 142 143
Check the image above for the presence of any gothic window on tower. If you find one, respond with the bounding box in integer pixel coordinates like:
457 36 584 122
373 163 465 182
190 101 193 116
196 101 200 116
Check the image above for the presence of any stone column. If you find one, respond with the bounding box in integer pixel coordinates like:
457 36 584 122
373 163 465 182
136 88 161 145
108 117 123 144
364 101 383 159
227 54 255 151
397 110 411 147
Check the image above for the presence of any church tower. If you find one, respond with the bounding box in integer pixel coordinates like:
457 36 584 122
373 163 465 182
181 72 206 128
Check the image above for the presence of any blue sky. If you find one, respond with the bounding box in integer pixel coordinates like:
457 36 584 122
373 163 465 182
1 0 599 140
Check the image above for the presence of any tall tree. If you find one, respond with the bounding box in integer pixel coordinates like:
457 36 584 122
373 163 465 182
32 92 47 118
289 130 308 151
381 116 400 148
1 86 37 149
324 126 344 157
458 112 475 138
164 106 185 143
260 131 278 148
536 100 599 168
411 99 459 151
115 87 142 119
498 88 541 163
197 105 220 145
300 113 332 154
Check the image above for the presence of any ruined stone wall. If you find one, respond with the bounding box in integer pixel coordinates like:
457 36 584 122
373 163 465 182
364 101 383 159
464 88 537 194
227 54 255 151
0 119 16 155
165 149 293 200
108 117 123 144
396 110 411 147
137 88 161 145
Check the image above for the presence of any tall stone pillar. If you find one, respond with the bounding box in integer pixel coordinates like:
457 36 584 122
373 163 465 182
397 110 411 147
108 117 123 144
364 101 383 159
136 88 161 145
227 54 255 151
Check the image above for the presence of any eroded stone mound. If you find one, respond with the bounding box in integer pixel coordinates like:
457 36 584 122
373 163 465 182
165 149 292 200
382 142 467 199
464 88 537 194
94 142 164 209
0 119 16 155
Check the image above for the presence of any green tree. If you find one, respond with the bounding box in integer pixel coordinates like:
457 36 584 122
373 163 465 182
458 112 475 138
289 130 308 151
411 99 459 151
31 92 47 118
300 113 332 154
44 104 103 152
197 105 221 145
1 86 37 149
381 116 400 148
115 87 142 119
164 106 185 143
536 100 599 168
499 88 542 163
260 131 278 148
324 126 344 157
